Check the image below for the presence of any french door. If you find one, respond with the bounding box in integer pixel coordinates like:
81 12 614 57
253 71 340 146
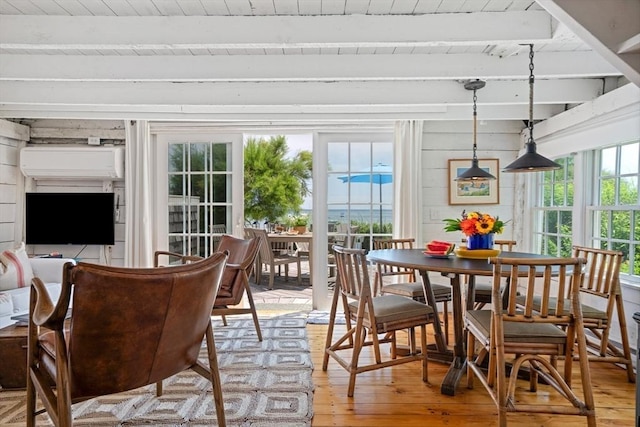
155 132 244 257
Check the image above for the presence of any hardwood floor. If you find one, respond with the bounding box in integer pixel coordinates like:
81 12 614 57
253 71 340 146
250 264 636 426
306 320 636 427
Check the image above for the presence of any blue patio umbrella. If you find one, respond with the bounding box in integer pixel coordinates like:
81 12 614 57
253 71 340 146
338 163 393 227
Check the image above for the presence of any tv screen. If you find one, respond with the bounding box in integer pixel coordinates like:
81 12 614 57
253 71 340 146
25 192 115 245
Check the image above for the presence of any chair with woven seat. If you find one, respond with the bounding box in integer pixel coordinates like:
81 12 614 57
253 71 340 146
373 237 452 344
569 246 634 381
471 239 517 310
322 245 437 397
26 252 229 427
248 228 301 289
465 256 595 427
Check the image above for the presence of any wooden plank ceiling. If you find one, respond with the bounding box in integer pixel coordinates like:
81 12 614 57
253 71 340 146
0 0 637 124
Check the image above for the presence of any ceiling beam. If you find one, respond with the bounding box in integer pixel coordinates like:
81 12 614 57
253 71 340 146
536 0 640 86
0 79 601 106
0 104 561 122
0 11 554 51
0 52 619 82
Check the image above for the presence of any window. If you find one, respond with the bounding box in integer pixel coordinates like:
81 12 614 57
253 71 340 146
167 141 233 257
590 141 640 278
532 156 575 257
327 139 393 251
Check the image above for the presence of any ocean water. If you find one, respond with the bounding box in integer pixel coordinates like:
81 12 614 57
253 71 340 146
302 209 393 224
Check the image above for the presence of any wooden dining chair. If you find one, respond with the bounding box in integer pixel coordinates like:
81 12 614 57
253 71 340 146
471 239 517 309
26 253 229 427
372 237 452 344
250 228 301 289
322 245 436 397
465 256 595 427
570 246 634 381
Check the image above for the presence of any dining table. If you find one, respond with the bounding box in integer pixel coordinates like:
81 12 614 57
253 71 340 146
267 232 313 285
367 248 556 396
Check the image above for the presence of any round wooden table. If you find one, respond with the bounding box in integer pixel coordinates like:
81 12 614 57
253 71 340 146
367 249 554 396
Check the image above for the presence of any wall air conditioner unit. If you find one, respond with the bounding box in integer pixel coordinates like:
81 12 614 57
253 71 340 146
20 146 125 180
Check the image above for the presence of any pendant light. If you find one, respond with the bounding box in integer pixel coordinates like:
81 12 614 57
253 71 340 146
455 79 496 181
503 44 561 172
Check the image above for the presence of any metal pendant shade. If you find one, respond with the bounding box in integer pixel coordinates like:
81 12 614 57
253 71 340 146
455 79 496 181
503 44 561 173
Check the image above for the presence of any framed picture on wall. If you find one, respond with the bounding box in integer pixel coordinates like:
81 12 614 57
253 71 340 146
448 158 500 205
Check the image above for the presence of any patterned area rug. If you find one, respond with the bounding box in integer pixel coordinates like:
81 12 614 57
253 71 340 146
0 313 313 427
306 310 346 325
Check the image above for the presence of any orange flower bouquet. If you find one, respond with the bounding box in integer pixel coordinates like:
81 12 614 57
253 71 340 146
443 210 507 237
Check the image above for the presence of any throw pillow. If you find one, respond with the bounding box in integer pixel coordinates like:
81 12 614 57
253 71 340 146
0 242 35 291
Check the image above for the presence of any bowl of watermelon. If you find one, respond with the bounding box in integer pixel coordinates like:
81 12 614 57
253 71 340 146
423 240 456 258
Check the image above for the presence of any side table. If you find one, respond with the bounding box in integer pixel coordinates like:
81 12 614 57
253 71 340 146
0 323 28 389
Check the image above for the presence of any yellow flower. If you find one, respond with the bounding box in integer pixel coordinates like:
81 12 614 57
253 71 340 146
475 217 495 234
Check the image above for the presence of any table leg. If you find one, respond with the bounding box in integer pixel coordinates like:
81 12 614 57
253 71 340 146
438 273 470 396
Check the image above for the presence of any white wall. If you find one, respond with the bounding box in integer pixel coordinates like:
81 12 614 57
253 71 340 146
420 120 522 246
0 120 29 251
11 119 126 266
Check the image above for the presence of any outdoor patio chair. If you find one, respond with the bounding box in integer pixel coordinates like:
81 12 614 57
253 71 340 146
322 245 436 397
248 228 301 289
372 237 452 344
26 253 229 427
465 256 595 426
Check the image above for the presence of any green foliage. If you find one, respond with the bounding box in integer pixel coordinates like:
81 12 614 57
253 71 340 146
244 136 312 222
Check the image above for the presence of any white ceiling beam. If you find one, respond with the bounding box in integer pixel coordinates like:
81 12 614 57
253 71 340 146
0 11 554 51
0 103 560 122
0 79 601 107
536 0 640 86
0 52 619 81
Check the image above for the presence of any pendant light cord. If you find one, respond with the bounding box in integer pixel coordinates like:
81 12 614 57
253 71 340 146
528 44 535 145
472 88 478 161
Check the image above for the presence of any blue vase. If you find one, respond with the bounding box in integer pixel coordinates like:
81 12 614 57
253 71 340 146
467 233 494 250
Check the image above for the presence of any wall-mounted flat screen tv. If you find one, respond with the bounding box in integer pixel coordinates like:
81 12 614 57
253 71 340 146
25 192 115 245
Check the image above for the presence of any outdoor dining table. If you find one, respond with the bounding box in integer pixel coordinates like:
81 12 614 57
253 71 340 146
367 248 556 396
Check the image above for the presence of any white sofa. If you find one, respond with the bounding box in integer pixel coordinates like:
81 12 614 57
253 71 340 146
0 254 75 329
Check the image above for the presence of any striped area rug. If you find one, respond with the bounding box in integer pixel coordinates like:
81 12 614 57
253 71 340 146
0 313 313 427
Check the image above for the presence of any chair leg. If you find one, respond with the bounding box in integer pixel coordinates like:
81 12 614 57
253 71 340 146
614 292 635 382
156 381 163 396
442 301 449 346
221 314 228 326
244 281 263 341
203 323 227 427
420 325 429 383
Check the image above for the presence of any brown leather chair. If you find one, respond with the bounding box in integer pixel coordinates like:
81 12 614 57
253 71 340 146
26 252 229 427
212 234 263 341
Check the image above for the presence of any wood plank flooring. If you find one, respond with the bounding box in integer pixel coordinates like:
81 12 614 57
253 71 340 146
250 263 636 426
306 321 636 427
